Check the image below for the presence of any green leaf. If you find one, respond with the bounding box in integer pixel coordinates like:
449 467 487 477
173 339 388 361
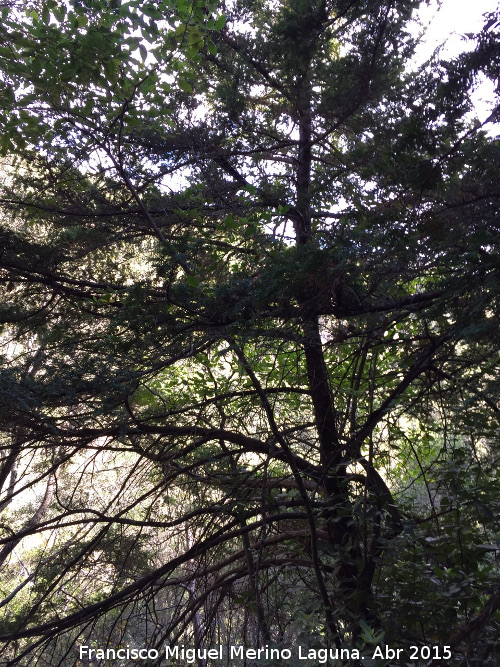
77 14 88 28
178 78 193 93
214 14 226 30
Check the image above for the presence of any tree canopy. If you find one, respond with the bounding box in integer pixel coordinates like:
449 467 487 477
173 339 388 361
0 0 499 664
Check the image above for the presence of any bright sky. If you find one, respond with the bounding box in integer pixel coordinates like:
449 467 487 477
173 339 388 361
414 0 499 127
415 0 497 60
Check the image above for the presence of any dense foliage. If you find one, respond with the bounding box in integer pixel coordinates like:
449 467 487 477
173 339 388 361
0 0 499 664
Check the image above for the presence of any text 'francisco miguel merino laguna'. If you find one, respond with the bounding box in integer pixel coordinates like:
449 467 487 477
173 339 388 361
79 644 366 663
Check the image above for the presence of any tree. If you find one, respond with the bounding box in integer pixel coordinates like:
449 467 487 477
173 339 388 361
0 0 499 664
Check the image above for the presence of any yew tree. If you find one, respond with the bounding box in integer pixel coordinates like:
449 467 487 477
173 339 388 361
0 0 499 664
